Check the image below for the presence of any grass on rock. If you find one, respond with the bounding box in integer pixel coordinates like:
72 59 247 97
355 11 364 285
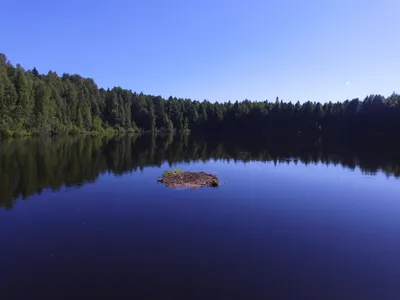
162 169 183 178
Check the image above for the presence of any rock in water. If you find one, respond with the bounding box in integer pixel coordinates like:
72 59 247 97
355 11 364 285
158 170 219 189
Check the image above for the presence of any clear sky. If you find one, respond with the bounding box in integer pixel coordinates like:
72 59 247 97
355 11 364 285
1 0 399 103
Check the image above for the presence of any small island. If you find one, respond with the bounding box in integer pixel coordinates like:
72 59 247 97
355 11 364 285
157 170 219 189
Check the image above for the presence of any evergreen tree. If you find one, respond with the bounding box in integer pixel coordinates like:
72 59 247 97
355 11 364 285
1 52 400 141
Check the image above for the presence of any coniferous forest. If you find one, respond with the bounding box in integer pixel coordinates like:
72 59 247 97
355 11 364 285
1 53 399 139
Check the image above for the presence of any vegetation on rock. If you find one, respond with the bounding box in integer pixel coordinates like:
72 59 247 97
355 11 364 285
162 169 183 178
158 170 219 189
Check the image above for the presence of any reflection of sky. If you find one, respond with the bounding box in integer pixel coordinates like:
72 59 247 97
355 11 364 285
2 160 400 298
93 160 400 232
6 160 400 215
98 159 400 197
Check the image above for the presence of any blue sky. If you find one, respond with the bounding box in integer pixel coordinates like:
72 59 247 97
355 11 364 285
1 0 399 103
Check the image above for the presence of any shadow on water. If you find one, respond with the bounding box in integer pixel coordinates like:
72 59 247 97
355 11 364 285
1 133 400 209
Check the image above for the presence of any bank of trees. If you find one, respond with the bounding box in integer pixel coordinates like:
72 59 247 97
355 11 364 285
1 53 400 138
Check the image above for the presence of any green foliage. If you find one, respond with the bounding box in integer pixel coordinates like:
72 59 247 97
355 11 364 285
162 169 182 178
92 116 103 132
182 117 189 132
0 122 13 137
0 52 400 139
130 120 138 132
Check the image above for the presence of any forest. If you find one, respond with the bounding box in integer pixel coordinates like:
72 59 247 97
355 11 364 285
1 53 400 139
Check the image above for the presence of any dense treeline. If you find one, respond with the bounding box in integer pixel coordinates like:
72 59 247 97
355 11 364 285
2 134 400 209
1 53 400 138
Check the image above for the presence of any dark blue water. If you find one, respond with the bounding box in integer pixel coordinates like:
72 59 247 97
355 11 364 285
1 135 400 299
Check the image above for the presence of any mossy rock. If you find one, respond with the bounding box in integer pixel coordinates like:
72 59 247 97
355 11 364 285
158 170 219 189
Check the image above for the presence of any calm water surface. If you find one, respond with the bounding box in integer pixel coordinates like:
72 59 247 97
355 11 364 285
1 135 400 299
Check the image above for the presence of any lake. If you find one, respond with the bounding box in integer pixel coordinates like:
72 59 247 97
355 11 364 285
1 134 400 299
